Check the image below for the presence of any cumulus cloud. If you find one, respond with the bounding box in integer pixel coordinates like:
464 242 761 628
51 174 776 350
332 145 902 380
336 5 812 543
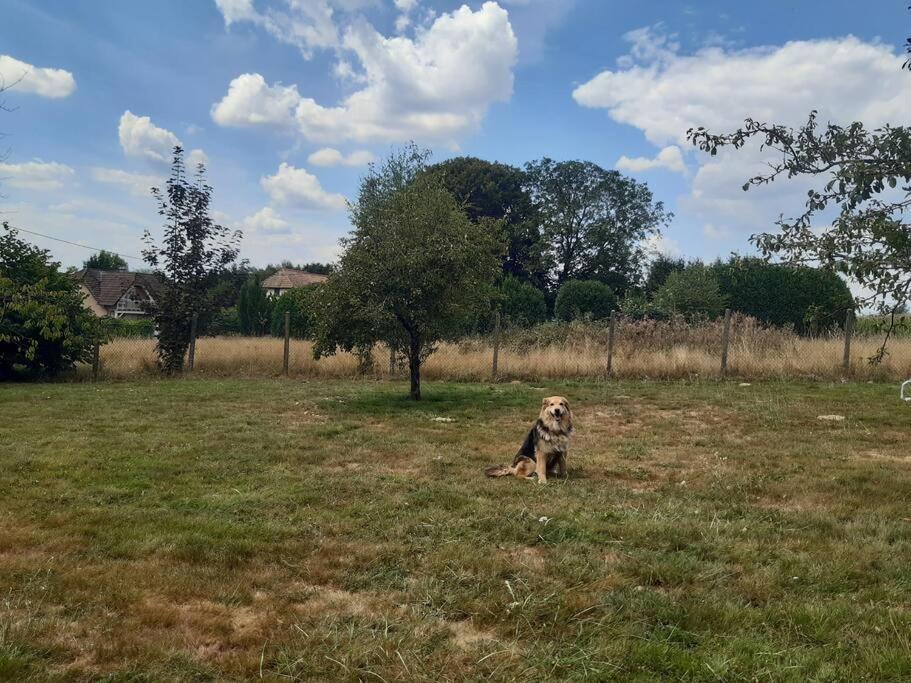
261 162 347 210
118 111 207 168
615 145 686 174
0 160 74 190
91 168 161 197
574 27 911 242
0 54 76 98
214 0 341 57
307 147 374 167
242 206 291 234
212 2 517 145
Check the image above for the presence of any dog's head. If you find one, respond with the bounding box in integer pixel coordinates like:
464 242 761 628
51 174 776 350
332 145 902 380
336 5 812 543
540 396 572 432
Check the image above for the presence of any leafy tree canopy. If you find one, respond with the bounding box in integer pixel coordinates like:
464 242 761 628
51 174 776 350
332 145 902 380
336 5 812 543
524 158 671 295
645 254 686 295
653 264 727 321
554 279 618 322
83 250 128 272
499 276 548 328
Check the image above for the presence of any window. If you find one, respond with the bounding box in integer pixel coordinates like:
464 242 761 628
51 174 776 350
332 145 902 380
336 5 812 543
114 286 147 317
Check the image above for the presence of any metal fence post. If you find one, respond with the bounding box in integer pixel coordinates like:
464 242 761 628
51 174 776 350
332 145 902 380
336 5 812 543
92 342 100 382
187 312 198 372
842 309 854 373
607 310 616 376
283 310 291 377
720 308 732 377
491 308 501 380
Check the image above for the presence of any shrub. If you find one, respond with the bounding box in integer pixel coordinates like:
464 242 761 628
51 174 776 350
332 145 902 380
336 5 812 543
237 276 273 336
103 318 156 338
271 285 322 339
714 258 854 333
0 225 106 378
554 279 618 322
207 307 241 336
653 265 727 321
500 276 548 327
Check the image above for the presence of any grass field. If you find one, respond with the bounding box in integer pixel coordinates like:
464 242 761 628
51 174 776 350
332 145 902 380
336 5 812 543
2 378 911 680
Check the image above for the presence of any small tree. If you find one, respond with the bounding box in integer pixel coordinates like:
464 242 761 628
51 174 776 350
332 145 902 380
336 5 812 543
83 250 128 272
271 285 322 338
313 145 499 400
142 147 241 373
499 276 548 328
0 224 106 378
653 265 727 321
237 275 272 336
645 254 686 295
554 279 618 322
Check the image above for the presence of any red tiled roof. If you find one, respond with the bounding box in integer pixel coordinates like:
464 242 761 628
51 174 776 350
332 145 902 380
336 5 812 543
261 268 327 290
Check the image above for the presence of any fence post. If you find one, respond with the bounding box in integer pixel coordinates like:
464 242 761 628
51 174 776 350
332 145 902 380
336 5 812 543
491 309 501 380
720 308 732 377
388 346 396 377
842 309 854 373
283 311 291 376
91 342 100 382
607 310 616 376
187 312 198 372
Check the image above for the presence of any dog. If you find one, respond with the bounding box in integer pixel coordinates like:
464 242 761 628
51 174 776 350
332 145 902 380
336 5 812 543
485 396 574 484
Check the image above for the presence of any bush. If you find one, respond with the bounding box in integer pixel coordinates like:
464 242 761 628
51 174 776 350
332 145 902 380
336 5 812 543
207 307 241 336
238 276 273 336
271 285 322 339
554 280 618 322
714 258 854 333
653 265 727 321
500 277 548 327
0 225 106 378
103 318 155 338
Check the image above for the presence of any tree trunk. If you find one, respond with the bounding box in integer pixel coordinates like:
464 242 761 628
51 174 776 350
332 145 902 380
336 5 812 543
408 335 421 400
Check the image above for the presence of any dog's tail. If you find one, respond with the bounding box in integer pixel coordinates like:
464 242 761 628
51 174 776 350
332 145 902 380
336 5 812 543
484 463 515 478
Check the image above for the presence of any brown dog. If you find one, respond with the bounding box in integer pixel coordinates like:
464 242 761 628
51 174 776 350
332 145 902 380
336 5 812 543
485 396 574 484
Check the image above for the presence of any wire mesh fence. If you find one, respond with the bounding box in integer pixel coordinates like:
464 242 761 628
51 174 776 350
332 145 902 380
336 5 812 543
77 310 911 383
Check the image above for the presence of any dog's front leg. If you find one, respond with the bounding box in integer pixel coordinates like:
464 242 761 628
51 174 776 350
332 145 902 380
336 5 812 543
535 449 548 484
556 452 567 478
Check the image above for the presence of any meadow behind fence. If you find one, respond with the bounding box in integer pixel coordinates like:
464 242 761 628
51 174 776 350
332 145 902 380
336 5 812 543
83 312 911 382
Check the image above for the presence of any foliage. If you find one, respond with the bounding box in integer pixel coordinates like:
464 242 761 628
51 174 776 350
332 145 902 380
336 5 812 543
207 306 241 336
524 158 671 294
142 146 241 373
712 257 854 334
653 264 727 321
426 157 544 286
688 112 911 357
0 224 106 377
83 250 128 272
618 290 658 320
312 144 499 399
645 254 686 294
270 285 322 339
102 317 155 338
237 275 273 336
855 314 911 337
498 276 548 328
554 279 618 322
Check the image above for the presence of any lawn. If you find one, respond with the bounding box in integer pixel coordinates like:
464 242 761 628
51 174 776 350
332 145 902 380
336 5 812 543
1 378 910 681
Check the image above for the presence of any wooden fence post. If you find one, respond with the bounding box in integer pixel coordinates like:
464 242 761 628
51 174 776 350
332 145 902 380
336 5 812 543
842 309 854 373
720 308 732 377
92 342 100 382
491 309 501 380
283 311 291 377
607 310 617 376
187 312 198 372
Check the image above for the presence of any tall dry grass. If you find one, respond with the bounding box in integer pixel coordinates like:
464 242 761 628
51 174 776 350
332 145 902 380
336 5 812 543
83 315 911 382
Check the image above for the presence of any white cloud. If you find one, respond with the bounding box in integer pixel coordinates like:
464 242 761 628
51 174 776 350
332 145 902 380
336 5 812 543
188 148 209 167
212 2 518 145
0 160 74 190
574 28 911 245
394 0 418 11
211 73 300 128
616 145 686 174
118 111 180 165
0 54 76 98
307 147 374 167
646 234 683 258
242 206 291 234
214 0 340 57
91 168 161 197
261 162 347 210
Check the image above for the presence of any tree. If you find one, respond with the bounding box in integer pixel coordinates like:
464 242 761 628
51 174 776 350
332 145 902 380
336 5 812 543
142 147 241 373
0 224 106 378
426 157 544 286
645 254 686 295
499 276 548 327
688 112 911 357
653 264 727 321
237 275 272 336
83 250 128 272
524 158 671 294
313 145 499 400
554 279 618 322
271 285 322 338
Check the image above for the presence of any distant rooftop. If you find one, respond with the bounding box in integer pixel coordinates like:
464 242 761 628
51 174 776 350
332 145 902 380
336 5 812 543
261 268 328 290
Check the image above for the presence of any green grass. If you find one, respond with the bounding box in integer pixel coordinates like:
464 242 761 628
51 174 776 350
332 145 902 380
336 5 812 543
1 378 910 681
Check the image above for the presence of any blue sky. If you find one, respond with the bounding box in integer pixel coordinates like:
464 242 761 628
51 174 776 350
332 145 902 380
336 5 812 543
1 0 908 270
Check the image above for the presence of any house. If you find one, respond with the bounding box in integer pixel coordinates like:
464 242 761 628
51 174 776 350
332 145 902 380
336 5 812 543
261 268 328 298
75 269 164 319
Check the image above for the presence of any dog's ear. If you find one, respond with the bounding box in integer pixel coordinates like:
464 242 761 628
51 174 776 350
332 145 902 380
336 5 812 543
542 397 550 406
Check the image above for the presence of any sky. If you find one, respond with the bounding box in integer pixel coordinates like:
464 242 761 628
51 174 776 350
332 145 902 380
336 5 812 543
1 0 909 271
